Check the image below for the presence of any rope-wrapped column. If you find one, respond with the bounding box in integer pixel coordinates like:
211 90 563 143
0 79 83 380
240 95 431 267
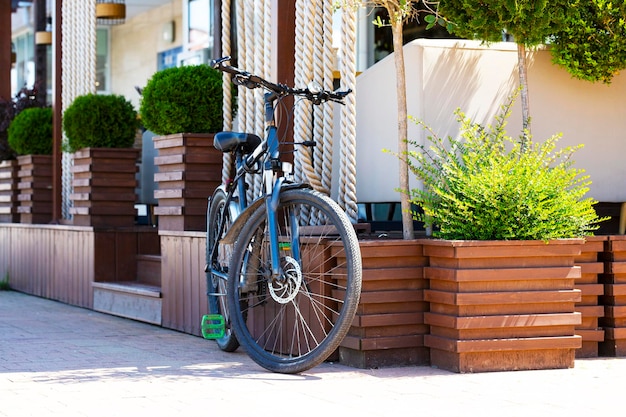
263 0 271 88
235 0 252 199
320 0 335 198
251 0 266 198
339 6 358 222
311 1 326 195
293 0 317 191
221 0 234 185
292 0 305 185
61 0 96 219
235 0 247 133
242 0 257 200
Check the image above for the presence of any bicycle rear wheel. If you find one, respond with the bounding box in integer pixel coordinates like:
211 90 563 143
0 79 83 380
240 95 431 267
227 188 362 373
206 187 239 352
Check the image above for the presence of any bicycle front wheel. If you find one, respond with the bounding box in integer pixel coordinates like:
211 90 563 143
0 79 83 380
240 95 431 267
227 188 362 373
206 187 239 352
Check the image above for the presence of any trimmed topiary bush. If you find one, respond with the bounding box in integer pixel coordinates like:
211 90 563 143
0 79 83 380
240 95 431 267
139 64 227 135
394 100 607 240
63 93 138 153
7 107 53 155
0 86 46 160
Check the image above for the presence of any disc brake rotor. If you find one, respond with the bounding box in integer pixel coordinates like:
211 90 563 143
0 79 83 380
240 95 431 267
268 256 302 304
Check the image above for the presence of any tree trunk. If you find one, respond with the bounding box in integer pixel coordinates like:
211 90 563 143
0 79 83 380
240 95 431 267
391 19 414 240
517 43 531 148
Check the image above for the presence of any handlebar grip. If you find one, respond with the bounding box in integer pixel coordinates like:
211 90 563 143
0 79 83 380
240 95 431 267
331 89 352 99
210 56 231 69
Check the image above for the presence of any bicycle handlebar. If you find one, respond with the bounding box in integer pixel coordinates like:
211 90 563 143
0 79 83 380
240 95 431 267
210 56 351 105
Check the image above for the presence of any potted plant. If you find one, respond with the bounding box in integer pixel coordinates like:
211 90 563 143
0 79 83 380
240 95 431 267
398 100 606 372
0 96 18 223
0 87 45 223
7 107 53 224
139 64 229 231
63 93 140 228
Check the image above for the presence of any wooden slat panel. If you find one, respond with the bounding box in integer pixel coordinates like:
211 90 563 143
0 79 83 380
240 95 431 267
0 225 95 308
426 334 582 353
160 232 207 337
0 227 10 278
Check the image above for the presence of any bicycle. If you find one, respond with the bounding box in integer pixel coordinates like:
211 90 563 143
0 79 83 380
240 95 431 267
203 56 362 374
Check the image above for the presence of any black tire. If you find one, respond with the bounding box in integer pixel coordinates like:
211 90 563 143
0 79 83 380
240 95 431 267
206 187 240 352
227 188 362 373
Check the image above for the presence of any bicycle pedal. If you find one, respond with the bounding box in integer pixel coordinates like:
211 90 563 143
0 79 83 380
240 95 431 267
201 314 225 340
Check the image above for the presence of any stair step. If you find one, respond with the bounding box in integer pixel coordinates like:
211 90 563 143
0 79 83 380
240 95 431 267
92 281 162 325
137 254 161 286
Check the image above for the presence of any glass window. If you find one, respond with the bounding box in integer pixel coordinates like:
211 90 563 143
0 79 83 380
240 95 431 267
11 32 35 95
186 0 213 51
96 27 110 92
371 6 457 65
333 5 457 72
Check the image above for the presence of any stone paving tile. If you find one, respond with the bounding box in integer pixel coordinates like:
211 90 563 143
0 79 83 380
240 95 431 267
1 290 625 417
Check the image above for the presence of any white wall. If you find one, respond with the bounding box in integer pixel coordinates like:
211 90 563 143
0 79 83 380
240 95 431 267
110 0 183 109
356 39 626 203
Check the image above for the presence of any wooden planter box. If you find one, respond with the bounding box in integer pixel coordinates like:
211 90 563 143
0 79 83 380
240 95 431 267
153 133 222 232
599 235 626 356
16 155 52 224
0 159 19 223
422 239 583 373
160 231 207 335
337 239 430 368
70 148 139 228
574 236 607 358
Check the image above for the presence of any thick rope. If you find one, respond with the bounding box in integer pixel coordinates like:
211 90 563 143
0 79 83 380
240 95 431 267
321 0 335 198
61 0 96 219
339 6 358 222
221 0 233 185
251 0 265 198
312 1 326 194
293 0 318 192
235 0 247 136
243 1 255 139
293 0 305 185
263 0 271 89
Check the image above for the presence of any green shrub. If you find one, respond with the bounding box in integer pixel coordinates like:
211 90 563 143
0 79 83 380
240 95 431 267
397 101 606 240
139 64 228 135
63 94 138 153
550 0 626 84
7 107 53 155
0 86 46 160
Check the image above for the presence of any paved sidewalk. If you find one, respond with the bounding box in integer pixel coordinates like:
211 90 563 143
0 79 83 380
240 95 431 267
1 290 624 417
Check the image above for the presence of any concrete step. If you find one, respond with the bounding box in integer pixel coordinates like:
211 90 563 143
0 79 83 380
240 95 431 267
92 281 162 325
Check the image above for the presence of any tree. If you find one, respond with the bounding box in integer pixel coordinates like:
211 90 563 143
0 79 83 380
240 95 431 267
339 1 445 239
437 1 568 145
550 0 626 84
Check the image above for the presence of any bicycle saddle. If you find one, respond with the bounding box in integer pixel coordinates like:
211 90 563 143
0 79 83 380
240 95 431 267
214 131 262 154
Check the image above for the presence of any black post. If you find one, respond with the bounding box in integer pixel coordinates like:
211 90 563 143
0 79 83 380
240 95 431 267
34 0 48 104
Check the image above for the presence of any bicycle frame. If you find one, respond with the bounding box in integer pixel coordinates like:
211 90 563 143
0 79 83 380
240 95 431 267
209 91 304 283
205 57 360 373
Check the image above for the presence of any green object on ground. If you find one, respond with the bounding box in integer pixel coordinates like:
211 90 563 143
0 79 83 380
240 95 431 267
201 314 225 340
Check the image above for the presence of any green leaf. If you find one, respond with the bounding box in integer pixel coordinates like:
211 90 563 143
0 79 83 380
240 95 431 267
372 15 385 28
400 97 606 240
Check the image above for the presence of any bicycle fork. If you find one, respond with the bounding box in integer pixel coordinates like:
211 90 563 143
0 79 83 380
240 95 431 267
265 173 302 282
